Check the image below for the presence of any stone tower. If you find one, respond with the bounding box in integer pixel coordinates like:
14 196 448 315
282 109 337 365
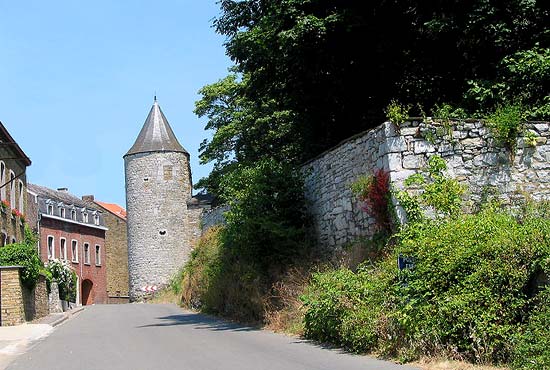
124 98 192 301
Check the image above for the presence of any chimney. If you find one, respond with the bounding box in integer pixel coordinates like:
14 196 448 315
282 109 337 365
57 187 69 192
82 195 95 202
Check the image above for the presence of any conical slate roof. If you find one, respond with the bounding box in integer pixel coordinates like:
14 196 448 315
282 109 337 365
125 99 188 157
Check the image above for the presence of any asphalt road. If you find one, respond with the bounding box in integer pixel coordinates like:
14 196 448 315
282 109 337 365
8 304 417 370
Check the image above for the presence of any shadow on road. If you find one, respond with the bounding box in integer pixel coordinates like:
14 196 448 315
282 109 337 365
136 312 259 333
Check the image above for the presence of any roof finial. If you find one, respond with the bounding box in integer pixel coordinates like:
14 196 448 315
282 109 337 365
154 92 157 103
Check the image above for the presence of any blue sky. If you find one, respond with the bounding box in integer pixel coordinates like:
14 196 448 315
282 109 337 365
0 1 232 207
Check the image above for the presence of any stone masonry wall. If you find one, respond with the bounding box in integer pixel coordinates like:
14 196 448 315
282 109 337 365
100 210 129 303
201 205 229 231
125 151 192 301
303 120 550 252
0 267 25 326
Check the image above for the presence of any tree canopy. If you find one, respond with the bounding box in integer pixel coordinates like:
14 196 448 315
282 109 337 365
195 0 550 195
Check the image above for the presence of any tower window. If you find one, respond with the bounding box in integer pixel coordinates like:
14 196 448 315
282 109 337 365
163 165 173 180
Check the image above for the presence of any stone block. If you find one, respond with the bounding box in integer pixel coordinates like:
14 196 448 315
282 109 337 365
402 155 422 169
414 141 435 154
387 153 403 171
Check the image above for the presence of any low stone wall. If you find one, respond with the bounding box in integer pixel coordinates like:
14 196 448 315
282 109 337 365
302 120 550 252
22 274 49 322
0 266 25 326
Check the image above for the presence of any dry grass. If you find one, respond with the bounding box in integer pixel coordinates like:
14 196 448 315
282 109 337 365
412 358 510 370
146 288 180 305
263 267 310 335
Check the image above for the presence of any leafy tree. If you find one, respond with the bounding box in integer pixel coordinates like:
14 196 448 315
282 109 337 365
220 159 308 269
197 0 549 195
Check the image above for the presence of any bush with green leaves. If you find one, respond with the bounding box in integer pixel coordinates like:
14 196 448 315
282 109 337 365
0 242 43 290
180 160 309 322
302 207 550 364
220 159 308 269
485 104 526 154
385 100 410 128
395 155 465 223
512 287 550 369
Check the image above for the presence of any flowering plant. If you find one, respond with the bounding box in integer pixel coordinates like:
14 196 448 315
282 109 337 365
11 208 24 221
46 258 77 302
1 200 10 210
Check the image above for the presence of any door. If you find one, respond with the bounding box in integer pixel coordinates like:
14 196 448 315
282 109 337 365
81 279 93 305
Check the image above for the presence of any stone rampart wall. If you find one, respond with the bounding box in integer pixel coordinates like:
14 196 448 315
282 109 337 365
302 120 550 252
201 205 229 231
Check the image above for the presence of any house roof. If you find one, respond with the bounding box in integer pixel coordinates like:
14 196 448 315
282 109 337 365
0 122 31 166
95 200 127 220
124 98 188 157
28 183 93 209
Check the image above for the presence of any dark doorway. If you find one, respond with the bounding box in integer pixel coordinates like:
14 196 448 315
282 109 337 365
82 279 93 305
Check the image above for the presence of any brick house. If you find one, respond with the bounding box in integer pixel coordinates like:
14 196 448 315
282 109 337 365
0 122 31 245
82 195 129 303
27 184 107 305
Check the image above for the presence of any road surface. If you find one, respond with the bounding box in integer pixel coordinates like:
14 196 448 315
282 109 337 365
8 304 416 370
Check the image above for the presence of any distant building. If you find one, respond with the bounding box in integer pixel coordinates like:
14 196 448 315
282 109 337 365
82 195 129 304
0 122 31 246
27 184 107 305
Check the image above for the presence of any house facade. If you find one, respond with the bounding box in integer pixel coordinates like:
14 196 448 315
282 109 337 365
0 122 31 245
82 195 129 303
27 184 108 305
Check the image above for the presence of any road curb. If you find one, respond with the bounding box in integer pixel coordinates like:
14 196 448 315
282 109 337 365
50 307 85 327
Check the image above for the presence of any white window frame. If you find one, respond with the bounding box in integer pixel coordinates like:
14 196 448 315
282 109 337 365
82 212 88 223
47 204 53 215
71 209 76 221
60 237 67 260
9 171 15 208
47 235 55 259
94 214 100 226
71 240 78 263
84 243 90 265
0 162 5 201
95 245 101 266
18 180 24 213
60 207 65 218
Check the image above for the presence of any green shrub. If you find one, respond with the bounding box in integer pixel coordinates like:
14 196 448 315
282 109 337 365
385 100 411 127
395 155 465 222
220 159 309 269
512 287 550 370
0 242 43 289
486 104 525 153
181 226 266 322
302 208 550 364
